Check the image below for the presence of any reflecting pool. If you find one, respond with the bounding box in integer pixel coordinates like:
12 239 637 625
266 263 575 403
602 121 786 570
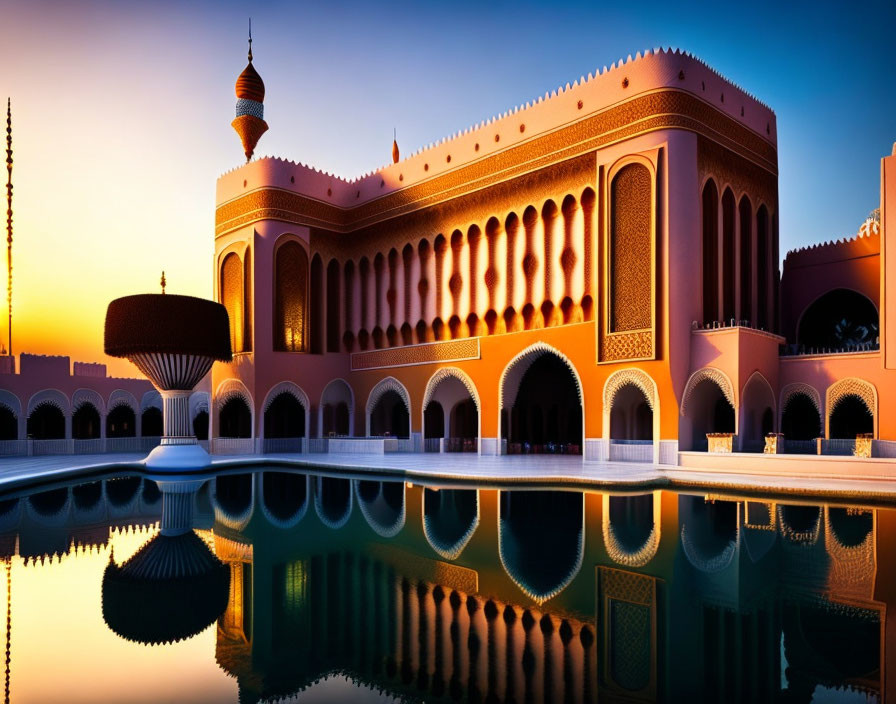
0 469 890 702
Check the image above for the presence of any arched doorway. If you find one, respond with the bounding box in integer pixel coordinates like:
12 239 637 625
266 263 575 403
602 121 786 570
319 379 354 437
781 393 821 444
797 289 878 351
0 404 16 441
219 396 252 438
606 374 655 462
263 392 305 452
27 402 65 440
367 379 410 439
72 403 100 440
739 373 775 452
106 404 136 438
423 370 479 453
501 346 582 454
193 411 209 440
369 391 409 437
682 371 735 451
141 407 163 436
829 395 873 439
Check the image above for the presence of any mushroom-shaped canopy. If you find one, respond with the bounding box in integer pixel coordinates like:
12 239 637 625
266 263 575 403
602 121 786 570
105 294 232 361
235 61 265 102
102 531 230 645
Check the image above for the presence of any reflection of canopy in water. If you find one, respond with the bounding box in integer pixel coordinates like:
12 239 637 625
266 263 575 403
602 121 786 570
498 490 584 602
355 480 405 538
602 493 660 567
102 531 230 645
423 488 479 560
260 472 309 529
679 496 738 573
314 476 353 529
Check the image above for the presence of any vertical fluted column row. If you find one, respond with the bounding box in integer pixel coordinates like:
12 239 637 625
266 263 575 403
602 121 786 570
563 195 585 322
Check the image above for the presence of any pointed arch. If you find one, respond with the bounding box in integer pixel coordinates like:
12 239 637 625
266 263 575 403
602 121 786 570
260 381 310 440
27 389 70 418
214 378 255 438
72 388 106 416
826 378 877 439
739 371 776 450
319 378 355 437
680 367 736 416
602 368 660 462
365 376 411 436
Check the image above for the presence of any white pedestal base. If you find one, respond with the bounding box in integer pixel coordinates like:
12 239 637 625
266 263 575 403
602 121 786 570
144 443 212 471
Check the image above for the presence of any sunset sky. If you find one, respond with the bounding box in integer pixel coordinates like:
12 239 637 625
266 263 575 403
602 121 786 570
1 0 894 377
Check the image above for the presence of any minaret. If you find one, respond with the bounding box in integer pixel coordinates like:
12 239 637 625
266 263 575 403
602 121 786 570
231 20 268 162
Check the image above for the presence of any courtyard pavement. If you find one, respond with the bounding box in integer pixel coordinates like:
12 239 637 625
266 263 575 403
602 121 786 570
3 450 896 502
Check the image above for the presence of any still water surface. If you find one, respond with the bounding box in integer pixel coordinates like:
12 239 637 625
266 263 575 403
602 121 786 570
0 468 889 703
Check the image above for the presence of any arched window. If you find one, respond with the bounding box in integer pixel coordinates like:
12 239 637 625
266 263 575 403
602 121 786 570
797 289 878 350
326 259 340 352
702 180 719 323
721 188 736 321
221 253 245 353
310 255 323 354
757 205 769 329
274 240 309 352
610 164 652 332
739 196 753 323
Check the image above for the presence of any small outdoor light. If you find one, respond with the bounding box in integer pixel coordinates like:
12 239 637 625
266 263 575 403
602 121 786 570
104 293 232 470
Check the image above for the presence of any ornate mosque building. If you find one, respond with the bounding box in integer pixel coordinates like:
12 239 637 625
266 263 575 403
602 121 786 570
206 44 896 462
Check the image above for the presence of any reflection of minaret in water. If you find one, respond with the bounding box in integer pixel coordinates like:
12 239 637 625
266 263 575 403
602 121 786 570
102 480 230 645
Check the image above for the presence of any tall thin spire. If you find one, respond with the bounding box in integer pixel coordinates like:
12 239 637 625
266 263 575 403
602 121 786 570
248 18 253 62
5 99 12 359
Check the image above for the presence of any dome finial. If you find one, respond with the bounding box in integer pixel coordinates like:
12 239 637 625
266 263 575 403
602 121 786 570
232 21 268 162
392 127 399 164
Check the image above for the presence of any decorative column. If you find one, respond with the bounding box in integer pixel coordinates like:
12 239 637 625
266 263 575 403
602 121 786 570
104 294 231 470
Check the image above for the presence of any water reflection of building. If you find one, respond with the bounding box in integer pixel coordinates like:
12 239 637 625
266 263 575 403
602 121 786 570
206 472 895 702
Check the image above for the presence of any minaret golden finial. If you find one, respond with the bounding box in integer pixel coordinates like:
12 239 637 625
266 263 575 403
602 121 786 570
5 98 12 358
160 271 166 294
